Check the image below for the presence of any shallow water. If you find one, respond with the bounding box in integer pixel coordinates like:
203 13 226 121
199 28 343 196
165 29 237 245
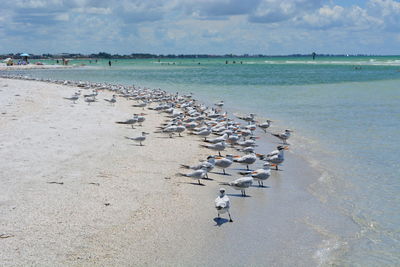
4 56 400 265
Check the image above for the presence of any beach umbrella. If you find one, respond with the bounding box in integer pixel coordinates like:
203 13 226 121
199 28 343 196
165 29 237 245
20 53 30 57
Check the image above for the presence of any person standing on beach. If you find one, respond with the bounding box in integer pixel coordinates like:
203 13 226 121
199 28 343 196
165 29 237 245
108 60 112 67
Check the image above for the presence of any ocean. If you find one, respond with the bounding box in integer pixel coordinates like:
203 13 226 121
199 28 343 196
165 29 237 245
5 56 400 266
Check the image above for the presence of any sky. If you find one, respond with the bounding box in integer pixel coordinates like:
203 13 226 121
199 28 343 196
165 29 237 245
0 0 399 55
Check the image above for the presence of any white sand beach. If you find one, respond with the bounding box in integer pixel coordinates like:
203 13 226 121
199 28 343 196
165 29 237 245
0 64 76 71
0 77 333 266
0 77 240 266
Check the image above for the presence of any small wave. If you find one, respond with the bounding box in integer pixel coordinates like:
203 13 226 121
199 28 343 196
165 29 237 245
314 239 348 267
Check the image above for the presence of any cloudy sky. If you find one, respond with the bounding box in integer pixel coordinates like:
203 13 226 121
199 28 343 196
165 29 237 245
0 0 399 55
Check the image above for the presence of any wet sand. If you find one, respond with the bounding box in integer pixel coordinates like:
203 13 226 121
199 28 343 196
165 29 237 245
0 77 350 266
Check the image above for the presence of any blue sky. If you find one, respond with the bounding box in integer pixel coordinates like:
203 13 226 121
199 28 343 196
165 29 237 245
0 0 399 55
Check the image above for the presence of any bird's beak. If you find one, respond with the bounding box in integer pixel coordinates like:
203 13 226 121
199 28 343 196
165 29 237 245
215 156 223 159
270 164 277 167
233 155 241 158
256 153 264 157
284 147 289 150
251 171 257 174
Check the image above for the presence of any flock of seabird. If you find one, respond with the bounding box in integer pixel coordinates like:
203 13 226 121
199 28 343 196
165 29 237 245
1 74 293 223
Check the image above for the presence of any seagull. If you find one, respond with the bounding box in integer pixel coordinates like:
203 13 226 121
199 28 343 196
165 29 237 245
124 132 149 146
272 129 293 144
215 188 233 222
177 167 208 185
200 141 226 156
257 120 272 133
233 153 257 170
221 177 253 196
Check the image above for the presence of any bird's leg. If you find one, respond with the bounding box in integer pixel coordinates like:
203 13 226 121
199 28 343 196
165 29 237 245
206 173 209 179
223 169 226 175
140 142 143 146
218 213 220 218
276 165 278 171
244 190 246 196
246 165 249 170
218 151 221 156
198 179 201 185
228 211 233 222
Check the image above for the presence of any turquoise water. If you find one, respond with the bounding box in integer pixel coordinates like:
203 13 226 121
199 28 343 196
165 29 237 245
5 56 400 265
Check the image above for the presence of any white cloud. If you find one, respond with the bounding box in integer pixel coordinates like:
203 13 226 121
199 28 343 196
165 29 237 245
0 0 399 55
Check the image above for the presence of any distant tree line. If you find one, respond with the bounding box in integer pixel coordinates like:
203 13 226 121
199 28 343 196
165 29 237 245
0 52 387 60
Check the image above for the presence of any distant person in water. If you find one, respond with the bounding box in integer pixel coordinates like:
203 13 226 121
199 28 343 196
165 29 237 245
108 60 112 67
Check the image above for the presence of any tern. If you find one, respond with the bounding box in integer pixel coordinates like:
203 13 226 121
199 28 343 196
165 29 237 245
104 95 116 105
177 167 208 185
214 100 224 108
116 115 138 129
215 188 233 222
124 132 149 146
257 120 272 133
233 153 257 170
272 129 293 144
200 142 226 156
84 96 96 105
63 95 79 104
214 154 234 175
249 162 271 187
181 156 215 178
221 177 253 196
190 127 212 141
259 145 288 170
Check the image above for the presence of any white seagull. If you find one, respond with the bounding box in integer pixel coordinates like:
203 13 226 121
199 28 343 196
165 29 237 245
215 188 233 222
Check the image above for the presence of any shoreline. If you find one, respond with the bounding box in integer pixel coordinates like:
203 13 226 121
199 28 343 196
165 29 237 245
0 63 79 71
0 76 349 266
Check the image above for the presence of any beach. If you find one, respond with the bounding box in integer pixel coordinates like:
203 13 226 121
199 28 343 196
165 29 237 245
0 76 335 266
0 63 77 71
1 56 399 266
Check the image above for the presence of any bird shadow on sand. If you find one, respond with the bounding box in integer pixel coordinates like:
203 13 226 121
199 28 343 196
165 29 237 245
227 193 251 198
210 171 232 176
250 185 271 188
128 144 145 146
177 181 206 186
213 217 229 226
155 136 175 139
